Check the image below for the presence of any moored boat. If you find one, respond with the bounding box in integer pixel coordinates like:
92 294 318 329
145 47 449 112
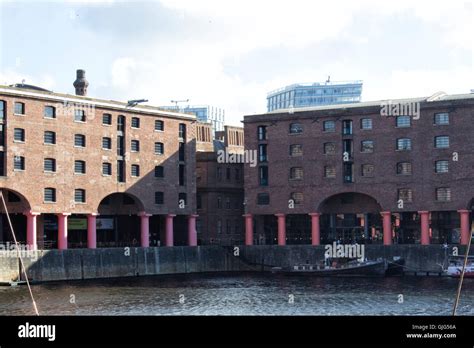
272 259 387 277
446 257 474 278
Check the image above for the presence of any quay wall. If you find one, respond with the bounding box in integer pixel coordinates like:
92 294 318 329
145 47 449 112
0 245 471 283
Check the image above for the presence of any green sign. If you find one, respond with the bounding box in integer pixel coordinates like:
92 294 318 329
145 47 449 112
68 218 87 230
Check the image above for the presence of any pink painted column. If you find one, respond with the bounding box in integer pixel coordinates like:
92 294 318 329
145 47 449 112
381 212 392 246
458 210 471 245
187 214 198 246
243 214 253 246
165 214 176 247
87 213 98 249
138 212 151 248
309 213 321 246
418 211 430 245
57 213 70 250
275 213 286 246
24 211 40 251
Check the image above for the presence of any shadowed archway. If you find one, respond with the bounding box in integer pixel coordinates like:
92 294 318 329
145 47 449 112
95 192 146 247
318 192 383 244
0 188 31 245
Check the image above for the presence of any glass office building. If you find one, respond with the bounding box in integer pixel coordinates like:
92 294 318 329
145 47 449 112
160 105 225 133
267 80 363 112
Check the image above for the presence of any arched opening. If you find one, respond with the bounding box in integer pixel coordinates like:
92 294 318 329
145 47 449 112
97 192 145 247
318 192 383 244
0 188 30 245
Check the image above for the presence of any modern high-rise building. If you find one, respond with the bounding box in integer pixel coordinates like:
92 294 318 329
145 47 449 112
160 105 225 133
267 80 363 112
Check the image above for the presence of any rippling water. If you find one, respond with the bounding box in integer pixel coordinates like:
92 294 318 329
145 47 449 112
0 273 472 315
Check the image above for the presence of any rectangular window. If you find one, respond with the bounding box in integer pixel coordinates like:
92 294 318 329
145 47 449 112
44 158 56 172
117 136 124 156
117 160 125 182
102 137 112 150
323 120 335 132
361 140 374 153
131 117 140 128
179 164 185 186
14 102 25 115
342 120 353 135
74 160 86 174
44 106 56 119
343 163 354 183
361 164 374 177
291 192 304 205
131 164 140 177
435 136 449 148
289 123 303 134
259 144 268 162
74 189 86 203
259 166 269 186
258 126 267 140
436 188 451 202
155 192 164 204
117 116 125 132
396 138 411 151
290 167 303 180
435 160 449 173
397 162 412 175
179 123 186 140
434 113 449 125
0 100 5 120
324 142 336 155
102 162 112 176
155 120 164 131
14 128 25 142
396 116 411 128
44 188 56 203
155 165 164 178
0 125 3 146
361 118 372 130
14 156 25 170
102 114 112 125
398 189 413 203
44 131 56 145
179 142 185 161
74 134 86 147
131 140 140 152
74 109 86 122
257 193 270 205
155 142 164 155
290 144 303 157
325 166 336 178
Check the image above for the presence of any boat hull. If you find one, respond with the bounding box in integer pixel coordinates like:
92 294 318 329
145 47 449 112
275 261 386 277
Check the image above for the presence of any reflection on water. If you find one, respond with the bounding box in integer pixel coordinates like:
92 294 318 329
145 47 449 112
0 273 472 316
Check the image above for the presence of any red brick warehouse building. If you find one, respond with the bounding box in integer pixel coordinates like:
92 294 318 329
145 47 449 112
0 70 197 250
196 123 245 245
243 92 474 246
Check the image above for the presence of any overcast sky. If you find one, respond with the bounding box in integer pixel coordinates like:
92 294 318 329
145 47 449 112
0 0 473 125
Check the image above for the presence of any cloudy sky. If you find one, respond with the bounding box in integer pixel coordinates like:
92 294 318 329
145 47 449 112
0 0 473 125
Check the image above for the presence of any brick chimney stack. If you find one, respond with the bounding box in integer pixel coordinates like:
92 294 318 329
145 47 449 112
73 69 89 96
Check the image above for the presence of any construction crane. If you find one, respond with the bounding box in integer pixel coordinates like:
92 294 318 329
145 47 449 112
171 99 190 111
